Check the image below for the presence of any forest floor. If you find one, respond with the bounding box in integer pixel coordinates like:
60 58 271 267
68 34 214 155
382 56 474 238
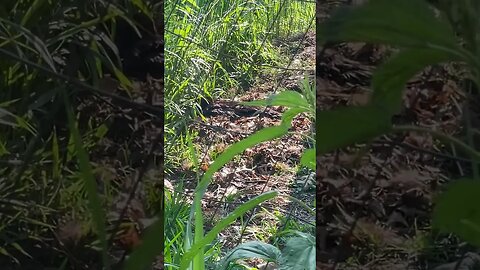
317 1 476 270
166 31 316 267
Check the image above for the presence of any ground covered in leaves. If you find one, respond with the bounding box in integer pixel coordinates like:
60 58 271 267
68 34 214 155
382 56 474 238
317 1 477 269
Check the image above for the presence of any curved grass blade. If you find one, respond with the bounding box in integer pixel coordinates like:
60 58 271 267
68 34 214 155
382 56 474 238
242 90 310 111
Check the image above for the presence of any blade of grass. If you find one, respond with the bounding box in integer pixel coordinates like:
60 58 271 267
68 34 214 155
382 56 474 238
61 87 109 269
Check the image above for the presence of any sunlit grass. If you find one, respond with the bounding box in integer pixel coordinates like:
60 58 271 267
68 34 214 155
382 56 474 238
164 0 315 168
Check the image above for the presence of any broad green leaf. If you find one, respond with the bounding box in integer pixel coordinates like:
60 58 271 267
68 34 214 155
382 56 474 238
123 217 163 270
372 48 461 115
180 191 279 270
300 148 315 170
217 241 282 270
242 91 310 111
317 105 391 154
433 179 480 247
280 233 315 270
0 18 57 72
318 0 460 54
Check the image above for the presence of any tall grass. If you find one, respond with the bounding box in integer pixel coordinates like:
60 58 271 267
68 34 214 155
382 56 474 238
164 0 315 168
0 0 163 268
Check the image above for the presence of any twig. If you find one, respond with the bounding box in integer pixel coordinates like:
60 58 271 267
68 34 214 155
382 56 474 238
372 139 472 163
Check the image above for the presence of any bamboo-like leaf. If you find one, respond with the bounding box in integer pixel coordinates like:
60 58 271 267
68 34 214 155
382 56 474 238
318 0 462 56
0 18 57 72
372 48 462 115
317 105 391 154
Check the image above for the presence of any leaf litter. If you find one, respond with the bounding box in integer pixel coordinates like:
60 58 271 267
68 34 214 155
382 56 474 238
167 31 316 268
317 1 473 269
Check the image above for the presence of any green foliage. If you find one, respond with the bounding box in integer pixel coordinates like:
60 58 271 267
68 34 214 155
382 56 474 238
218 231 315 270
317 105 390 155
0 0 162 268
433 179 480 247
62 89 109 268
164 0 315 168
319 0 480 250
171 77 315 269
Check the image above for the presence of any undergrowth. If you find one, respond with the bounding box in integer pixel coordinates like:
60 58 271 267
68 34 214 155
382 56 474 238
0 0 163 269
164 0 315 170
318 0 480 267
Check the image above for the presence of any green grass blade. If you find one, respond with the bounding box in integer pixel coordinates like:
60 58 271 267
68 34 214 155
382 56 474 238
319 0 459 52
317 105 391 154
123 218 163 270
62 89 109 269
241 90 310 111
371 48 462 115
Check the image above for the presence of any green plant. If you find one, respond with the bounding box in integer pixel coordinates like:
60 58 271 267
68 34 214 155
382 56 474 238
318 0 480 250
218 231 315 270
164 0 315 169
172 76 315 269
0 0 163 268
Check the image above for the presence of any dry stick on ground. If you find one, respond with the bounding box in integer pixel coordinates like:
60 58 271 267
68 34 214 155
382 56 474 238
373 139 472 163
